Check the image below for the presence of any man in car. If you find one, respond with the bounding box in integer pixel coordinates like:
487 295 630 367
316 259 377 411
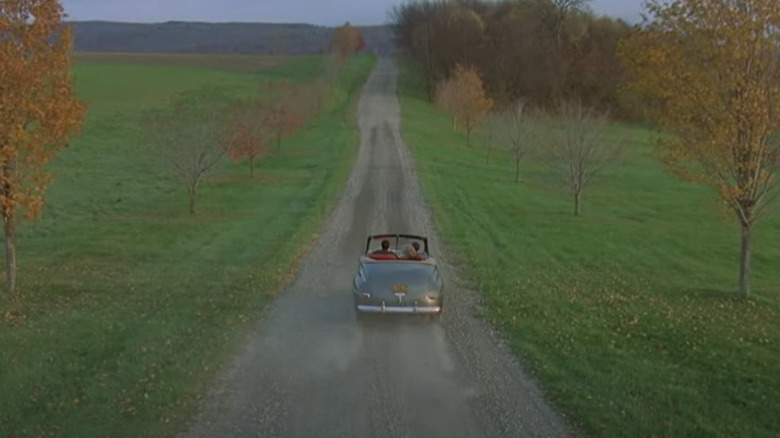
371 239 392 254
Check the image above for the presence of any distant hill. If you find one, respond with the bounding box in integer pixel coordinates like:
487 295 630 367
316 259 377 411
68 21 396 55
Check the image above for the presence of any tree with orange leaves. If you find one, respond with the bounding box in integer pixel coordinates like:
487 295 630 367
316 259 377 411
332 22 365 60
619 0 780 295
438 64 493 145
223 99 268 177
0 0 87 294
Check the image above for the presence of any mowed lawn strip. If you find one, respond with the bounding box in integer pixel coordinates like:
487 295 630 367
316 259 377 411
397 60 780 438
0 53 375 437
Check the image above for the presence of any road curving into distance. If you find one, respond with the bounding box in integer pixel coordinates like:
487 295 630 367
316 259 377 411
186 57 575 438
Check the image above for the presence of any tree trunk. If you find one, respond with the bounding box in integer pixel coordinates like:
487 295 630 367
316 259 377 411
276 132 281 152
188 185 196 215
574 190 581 216
425 20 434 102
515 157 520 183
249 156 255 177
738 220 751 295
3 210 16 294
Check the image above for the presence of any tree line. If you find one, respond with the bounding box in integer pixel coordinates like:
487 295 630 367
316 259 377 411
434 63 618 217
0 2 365 296
397 0 780 296
142 22 366 215
391 0 632 116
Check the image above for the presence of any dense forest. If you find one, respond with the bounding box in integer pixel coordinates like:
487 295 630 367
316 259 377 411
391 0 633 116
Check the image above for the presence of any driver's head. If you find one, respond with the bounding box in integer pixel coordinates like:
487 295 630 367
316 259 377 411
381 239 390 251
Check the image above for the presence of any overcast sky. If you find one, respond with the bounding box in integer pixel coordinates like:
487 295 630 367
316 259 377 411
60 0 646 26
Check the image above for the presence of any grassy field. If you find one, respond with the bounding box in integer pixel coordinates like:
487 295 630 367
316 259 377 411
0 53 375 437
73 52 289 72
398 60 780 437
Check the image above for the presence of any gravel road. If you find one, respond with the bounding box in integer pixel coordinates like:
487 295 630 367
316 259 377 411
185 57 575 438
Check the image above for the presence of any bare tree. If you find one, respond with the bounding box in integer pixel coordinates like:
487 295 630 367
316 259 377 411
543 99 620 216
143 88 227 214
499 101 537 183
434 78 457 130
537 0 592 53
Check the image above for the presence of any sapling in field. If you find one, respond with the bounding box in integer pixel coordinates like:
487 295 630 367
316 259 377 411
499 101 537 183
542 100 621 216
223 98 269 177
143 87 228 214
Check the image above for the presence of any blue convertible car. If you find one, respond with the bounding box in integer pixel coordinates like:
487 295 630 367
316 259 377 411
352 234 444 320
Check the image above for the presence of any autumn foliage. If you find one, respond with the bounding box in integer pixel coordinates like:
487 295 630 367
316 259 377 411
392 0 631 115
0 0 87 293
142 68 325 205
332 22 366 59
325 23 366 89
223 98 268 177
619 0 780 295
435 64 493 145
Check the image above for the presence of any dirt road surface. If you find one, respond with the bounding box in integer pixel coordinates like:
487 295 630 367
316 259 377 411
185 57 575 438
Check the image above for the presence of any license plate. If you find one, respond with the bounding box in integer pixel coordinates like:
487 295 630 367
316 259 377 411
392 284 408 293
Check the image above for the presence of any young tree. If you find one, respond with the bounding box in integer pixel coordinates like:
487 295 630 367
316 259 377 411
332 22 365 60
263 99 303 153
223 99 268 177
449 64 494 146
261 81 305 152
544 100 619 216
143 88 227 214
434 78 457 130
499 101 536 183
327 22 365 88
619 0 780 295
0 0 87 294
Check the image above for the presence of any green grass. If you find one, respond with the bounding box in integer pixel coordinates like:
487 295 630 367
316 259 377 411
398 59 780 438
0 53 375 437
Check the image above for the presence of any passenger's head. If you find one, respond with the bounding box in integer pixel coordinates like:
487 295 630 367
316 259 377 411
406 244 418 258
412 241 420 251
381 239 390 251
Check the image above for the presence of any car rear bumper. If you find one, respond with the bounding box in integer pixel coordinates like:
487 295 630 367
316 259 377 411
356 304 441 314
